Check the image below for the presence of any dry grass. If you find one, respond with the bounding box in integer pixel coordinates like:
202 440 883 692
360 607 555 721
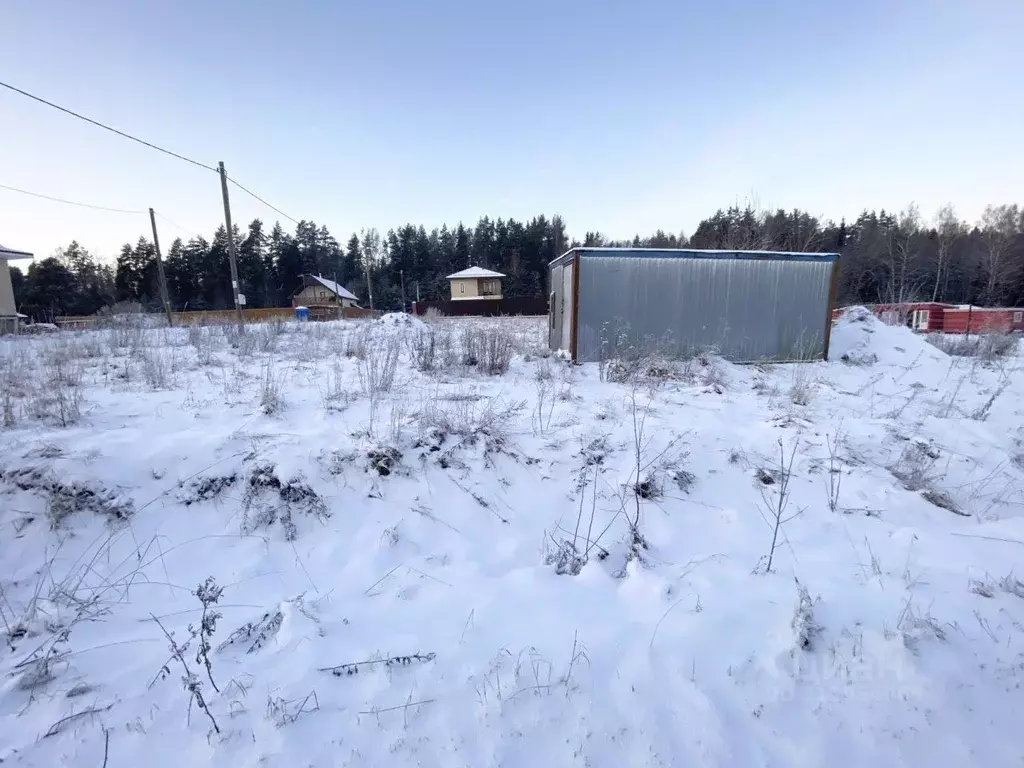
928 332 1018 360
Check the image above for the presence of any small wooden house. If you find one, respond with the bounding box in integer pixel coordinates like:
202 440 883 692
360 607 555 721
0 243 32 333
292 274 361 310
446 266 505 301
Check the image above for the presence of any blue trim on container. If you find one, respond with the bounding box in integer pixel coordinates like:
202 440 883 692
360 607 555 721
575 248 838 263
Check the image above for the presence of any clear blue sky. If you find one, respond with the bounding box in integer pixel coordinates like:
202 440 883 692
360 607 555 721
2 0 1022 260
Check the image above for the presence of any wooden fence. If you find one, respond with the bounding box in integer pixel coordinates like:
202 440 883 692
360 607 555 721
53 306 379 329
412 297 549 317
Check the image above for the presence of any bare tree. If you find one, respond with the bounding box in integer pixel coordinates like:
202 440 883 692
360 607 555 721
931 204 964 302
881 204 923 305
978 204 1020 305
360 227 381 311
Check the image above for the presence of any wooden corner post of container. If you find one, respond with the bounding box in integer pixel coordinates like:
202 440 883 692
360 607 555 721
822 256 841 360
570 250 581 362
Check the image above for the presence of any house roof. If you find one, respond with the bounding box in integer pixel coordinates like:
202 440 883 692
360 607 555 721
446 266 506 279
0 244 33 260
306 274 358 301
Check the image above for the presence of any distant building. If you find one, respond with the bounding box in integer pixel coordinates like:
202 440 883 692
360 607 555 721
549 247 840 362
446 266 505 301
0 243 32 333
291 274 361 310
834 303 1024 334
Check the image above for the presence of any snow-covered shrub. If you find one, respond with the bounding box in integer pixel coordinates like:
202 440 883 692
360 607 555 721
27 359 85 427
410 327 437 372
259 361 285 415
791 580 820 651
928 332 1017 360
461 327 514 375
416 388 524 439
1000 573 1024 598
227 325 260 358
140 348 173 390
357 331 401 394
889 441 940 492
788 364 815 406
602 357 639 384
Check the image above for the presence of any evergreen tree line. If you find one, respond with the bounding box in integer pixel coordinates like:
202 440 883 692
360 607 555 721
12 203 1024 320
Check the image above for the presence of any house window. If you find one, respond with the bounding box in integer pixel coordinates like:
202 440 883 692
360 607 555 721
460 283 465 294
1014 311 1023 323
912 309 929 330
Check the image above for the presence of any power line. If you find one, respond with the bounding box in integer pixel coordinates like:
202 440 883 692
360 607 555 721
2 80 303 229
0 181 146 214
154 211 202 241
226 175 300 225
0 80 217 173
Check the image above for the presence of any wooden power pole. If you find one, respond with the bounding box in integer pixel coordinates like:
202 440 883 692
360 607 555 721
149 208 174 327
218 161 245 330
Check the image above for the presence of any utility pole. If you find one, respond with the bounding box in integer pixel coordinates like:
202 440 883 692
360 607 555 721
400 269 406 313
149 208 174 327
218 161 245 330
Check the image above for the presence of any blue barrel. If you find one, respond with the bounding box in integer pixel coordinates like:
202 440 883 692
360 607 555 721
295 306 310 321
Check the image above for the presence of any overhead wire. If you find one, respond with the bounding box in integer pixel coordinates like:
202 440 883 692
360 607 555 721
0 181 146 214
2 80 303 228
2 182 206 243
153 211 202 241
0 80 217 173
225 179 299 227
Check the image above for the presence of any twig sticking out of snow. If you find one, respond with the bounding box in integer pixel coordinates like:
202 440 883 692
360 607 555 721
358 698 436 717
43 703 114 738
218 610 284 654
267 690 320 727
150 614 220 734
757 438 802 573
318 652 436 677
791 579 820 652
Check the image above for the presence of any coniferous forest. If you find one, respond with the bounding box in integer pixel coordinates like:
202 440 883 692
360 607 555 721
11 203 1024 320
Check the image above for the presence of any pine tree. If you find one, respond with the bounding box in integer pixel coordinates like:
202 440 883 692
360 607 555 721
19 258 77 320
454 223 470 271
271 223 302 306
238 219 269 307
342 233 364 299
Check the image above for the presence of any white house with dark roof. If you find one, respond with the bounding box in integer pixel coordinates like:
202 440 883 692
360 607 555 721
446 266 505 301
291 274 361 309
0 243 32 333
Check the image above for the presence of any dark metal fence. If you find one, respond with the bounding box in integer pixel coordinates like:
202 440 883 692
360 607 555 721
412 297 548 317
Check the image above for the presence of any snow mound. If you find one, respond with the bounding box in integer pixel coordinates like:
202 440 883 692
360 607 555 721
830 306 947 367
376 312 428 332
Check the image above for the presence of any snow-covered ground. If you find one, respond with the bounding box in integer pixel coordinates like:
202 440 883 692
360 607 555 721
1 310 1023 767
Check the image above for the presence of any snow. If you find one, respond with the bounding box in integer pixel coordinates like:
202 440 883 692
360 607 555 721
1 309 1024 766
829 305 950 368
445 266 506 279
375 312 428 332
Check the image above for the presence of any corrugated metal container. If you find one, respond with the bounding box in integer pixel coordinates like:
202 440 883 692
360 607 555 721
549 248 840 363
